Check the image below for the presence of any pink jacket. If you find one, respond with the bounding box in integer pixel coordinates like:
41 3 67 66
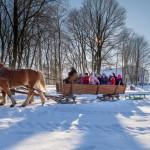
89 75 100 85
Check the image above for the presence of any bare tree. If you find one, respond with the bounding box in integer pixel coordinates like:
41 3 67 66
119 28 150 84
68 0 126 73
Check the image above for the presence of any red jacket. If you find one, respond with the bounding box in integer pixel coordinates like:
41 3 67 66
83 76 89 84
110 77 116 85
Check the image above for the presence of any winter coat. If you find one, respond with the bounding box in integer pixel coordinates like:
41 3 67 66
116 74 123 85
83 76 89 84
79 76 84 84
89 74 100 85
101 76 108 84
110 76 116 85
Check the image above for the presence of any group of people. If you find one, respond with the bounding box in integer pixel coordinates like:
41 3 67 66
78 72 123 85
63 67 123 85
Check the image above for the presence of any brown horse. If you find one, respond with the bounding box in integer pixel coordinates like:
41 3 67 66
0 64 46 107
0 77 16 107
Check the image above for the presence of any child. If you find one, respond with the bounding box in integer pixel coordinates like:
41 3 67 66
83 73 89 84
117 74 123 85
89 73 100 85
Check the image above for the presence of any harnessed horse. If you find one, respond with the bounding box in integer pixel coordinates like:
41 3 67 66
0 64 46 107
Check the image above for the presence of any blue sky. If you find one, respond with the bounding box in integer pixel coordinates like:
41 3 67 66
70 0 150 44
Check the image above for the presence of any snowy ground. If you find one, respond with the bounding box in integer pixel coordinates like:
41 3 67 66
0 85 150 150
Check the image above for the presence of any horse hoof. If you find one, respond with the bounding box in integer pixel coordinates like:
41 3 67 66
0 102 5 106
10 101 17 107
21 104 26 107
10 104 15 107
29 100 34 104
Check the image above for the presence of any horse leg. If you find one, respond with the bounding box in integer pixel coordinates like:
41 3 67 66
0 90 16 107
21 89 34 107
39 92 46 106
29 95 34 104
7 90 17 107
0 91 6 106
28 88 35 104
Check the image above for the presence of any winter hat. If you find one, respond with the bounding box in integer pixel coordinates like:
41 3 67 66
118 74 122 79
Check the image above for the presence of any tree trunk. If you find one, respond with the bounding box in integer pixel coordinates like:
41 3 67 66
58 27 62 83
12 0 18 69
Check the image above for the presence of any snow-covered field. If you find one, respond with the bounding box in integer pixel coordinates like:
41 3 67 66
0 85 150 150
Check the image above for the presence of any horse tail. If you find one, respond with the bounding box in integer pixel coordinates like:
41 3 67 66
37 72 46 92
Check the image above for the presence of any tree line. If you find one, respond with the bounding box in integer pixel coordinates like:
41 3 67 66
0 0 150 84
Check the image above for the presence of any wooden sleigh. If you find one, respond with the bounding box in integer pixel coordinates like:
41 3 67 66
56 83 126 103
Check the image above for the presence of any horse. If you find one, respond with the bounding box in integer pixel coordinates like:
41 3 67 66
0 77 16 107
0 64 46 107
63 67 78 84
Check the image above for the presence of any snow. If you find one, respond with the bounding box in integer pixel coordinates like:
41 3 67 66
0 85 150 150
